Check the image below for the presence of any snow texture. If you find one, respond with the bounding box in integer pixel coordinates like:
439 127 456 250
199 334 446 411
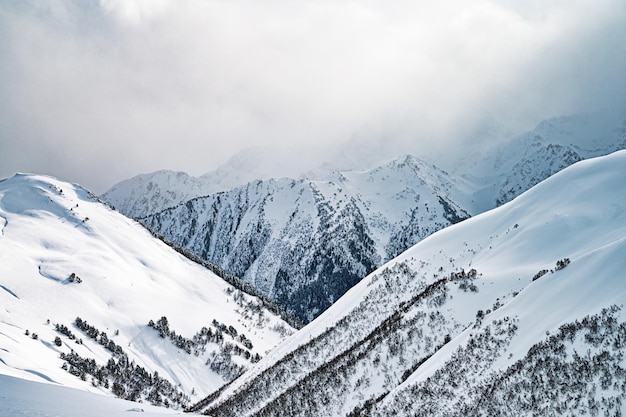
0 174 294 410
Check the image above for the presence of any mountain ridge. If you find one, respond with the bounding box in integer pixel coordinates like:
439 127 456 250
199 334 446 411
0 173 296 408
140 155 470 323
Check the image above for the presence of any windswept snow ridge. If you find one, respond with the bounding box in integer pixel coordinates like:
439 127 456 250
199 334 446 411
0 174 295 409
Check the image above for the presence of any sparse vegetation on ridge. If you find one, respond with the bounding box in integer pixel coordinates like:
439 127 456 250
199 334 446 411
57 318 190 409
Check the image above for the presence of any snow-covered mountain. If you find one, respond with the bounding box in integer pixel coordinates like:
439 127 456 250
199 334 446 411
191 150 626 417
105 109 626 324
466 108 626 208
140 156 471 323
102 146 330 219
0 174 295 409
104 109 626 220
101 170 216 220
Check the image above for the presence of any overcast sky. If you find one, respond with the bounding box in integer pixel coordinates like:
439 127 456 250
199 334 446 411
1 0 625 193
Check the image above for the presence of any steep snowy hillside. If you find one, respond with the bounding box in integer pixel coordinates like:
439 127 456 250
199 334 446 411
0 374 180 417
141 156 471 323
192 150 626 417
0 174 295 409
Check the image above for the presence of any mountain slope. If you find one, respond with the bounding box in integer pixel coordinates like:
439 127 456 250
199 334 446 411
0 373 180 417
140 156 471 323
0 174 295 409
192 150 626 416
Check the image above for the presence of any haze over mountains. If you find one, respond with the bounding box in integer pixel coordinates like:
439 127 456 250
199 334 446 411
3 0 626 414
104 109 626 323
104 108 626 218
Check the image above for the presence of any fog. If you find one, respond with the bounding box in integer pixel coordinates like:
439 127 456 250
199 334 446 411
1 0 625 192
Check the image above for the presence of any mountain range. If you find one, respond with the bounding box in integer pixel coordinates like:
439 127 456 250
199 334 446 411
2 109 626 416
104 109 626 323
139 156 471 323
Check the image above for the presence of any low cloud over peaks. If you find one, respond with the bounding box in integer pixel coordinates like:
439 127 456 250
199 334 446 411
1 0 625 192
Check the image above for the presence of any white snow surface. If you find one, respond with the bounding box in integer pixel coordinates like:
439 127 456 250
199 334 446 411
0 174 293 409
0 374 180 417
394 149 626 387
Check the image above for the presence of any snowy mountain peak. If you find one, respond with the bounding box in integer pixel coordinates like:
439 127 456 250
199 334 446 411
103 146 330 219
102 169 214 219
141 156 471 323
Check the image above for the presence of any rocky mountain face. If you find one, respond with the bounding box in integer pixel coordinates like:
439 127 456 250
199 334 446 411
190 150 626 417
141 156 470 323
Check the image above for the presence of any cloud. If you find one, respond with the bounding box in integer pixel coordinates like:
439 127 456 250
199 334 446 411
0 0 625 192
100 0 173 24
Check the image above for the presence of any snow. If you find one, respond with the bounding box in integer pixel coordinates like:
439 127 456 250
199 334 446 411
2 108 626 416
378 149 626 405
139 154 472 323
0 374 181 417
103 146 330 219
0 173 293 407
